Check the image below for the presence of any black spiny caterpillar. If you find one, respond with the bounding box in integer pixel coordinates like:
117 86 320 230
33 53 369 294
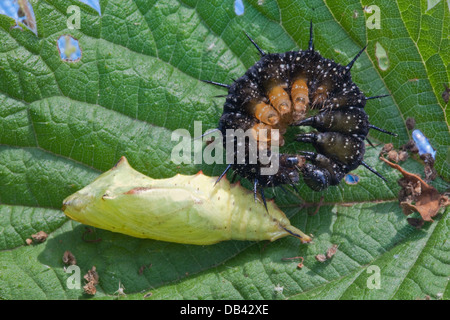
204 22 396 208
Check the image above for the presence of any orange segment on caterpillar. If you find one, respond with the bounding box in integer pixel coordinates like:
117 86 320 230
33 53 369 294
204 21 398 202
291 78 309 120
267 85 292 117
62 157 312 245
250 101 280 126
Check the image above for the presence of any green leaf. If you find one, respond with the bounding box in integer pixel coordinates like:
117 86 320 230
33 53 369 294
0 0 448 300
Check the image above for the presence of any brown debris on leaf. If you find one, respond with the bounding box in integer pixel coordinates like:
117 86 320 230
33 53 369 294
380 144 408 163
281 256 304 269
83 266 99 295
315 254 327 263
398 150 409 162
420 153 437 182
297 257 305 269
380 157 449 222
62 251 77 266
138 263 152 275
442 84 449 104
31 231 48 243
423 163 437 182
381 143 394 153
315 244 339 263
398 140 436 182
387 150 399 163
82 227 102 243
84 266 99 284
407 218 425 229
326 244 339 259
405 117 416 131
400 140 419 154
83 282 97 295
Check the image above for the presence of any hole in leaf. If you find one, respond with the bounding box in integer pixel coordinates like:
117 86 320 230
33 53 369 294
0 0 37 35
234 0 244 16
426 0 441 12
375 42 389 71
57 35 82 62
412 129 436 159
344 174 360 185
78 0 101 16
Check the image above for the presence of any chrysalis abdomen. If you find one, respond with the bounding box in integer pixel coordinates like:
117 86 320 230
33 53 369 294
63 157 311 245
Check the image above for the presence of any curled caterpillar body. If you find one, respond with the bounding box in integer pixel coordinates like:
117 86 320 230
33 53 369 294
207 23 396 198
62 157 312 245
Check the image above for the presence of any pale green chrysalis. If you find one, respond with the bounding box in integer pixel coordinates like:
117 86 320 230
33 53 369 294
62 157 312 245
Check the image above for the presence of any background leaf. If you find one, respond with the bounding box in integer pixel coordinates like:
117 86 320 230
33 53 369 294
0 0 448 300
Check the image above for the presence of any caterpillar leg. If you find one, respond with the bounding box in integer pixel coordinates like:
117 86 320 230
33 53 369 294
280 154 302 168
296 132 364 170
301 163 331 191
299 151 346 185
295 132 317 144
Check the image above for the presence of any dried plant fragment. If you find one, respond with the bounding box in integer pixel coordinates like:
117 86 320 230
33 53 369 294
315 254 327 262
420 153 437 182
84 266 99 284
380 157 449 222
83 266 99 295
62 251 77 265
381 143 394 154
281 256 304 269
83 282 97 295
442 84 449 104
82 227 102 243
401 140 419 154
387 150 399 163
398 151 409 162
380 143 407 163
326 244 339 259
405 117 416 130
31 231 48 243
407 218 425 229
